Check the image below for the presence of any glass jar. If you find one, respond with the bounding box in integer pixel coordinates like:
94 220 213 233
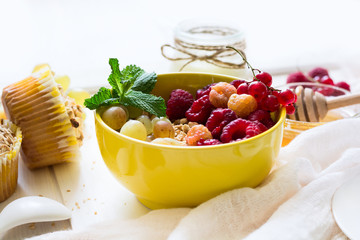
162 18 251 79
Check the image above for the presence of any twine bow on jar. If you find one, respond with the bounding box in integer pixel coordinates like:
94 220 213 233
161 26 247 72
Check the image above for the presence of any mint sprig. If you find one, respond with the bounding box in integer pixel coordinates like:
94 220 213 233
84 59 166 117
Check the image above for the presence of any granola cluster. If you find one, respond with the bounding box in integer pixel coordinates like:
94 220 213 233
173 118 197 142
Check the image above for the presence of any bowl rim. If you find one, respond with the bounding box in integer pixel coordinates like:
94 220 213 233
95 71 287 150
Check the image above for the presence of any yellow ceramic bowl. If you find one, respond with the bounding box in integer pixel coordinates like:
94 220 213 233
95 72 286 209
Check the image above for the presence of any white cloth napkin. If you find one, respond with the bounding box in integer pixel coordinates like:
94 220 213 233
27 118 360 240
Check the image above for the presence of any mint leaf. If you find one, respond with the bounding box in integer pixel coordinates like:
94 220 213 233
85 60 164 117
120 65 144 82
84 87 118 110
119 65 144 93
131 72 157 93
108 58 123 96
123 90 166 117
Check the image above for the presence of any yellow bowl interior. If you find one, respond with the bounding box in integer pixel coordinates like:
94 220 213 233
95 72 286 209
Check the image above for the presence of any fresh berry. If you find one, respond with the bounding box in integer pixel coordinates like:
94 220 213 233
318 76 334 85
308 67 329 78
185 95 215 124
277 89 296 106
315 87 334 96
230 79 246 89
255 72 272 87
197 138 222 146
248 109 270 122
196 83 215 99
206 108 237 139
166 89 194 121
335 81 351 91
228 94 258 118
247 109 275 129
286 72 311 84
153 120 175 138
261 118 276 129
220 119 267 143
237 82 249 94
209 82 237 108
185 124 212 146
248 81 268 101
260 95 280 112
245 120 268 137
285 104 295 115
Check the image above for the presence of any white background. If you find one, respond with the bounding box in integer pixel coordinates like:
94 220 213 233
1 0 360 88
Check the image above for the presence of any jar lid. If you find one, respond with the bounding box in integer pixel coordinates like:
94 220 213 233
174 18 245 46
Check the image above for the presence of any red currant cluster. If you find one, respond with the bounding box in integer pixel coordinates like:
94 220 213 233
287 67 351 96
233 73 297 115
225 47 297 115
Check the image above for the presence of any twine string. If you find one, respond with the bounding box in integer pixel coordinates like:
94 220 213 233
161 27 246 71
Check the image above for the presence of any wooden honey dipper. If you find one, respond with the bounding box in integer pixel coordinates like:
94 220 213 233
288 86 360 122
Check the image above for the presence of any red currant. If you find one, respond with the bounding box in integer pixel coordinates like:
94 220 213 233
248 81 267 102
277 89 296 106
237 83 249 94
255 72 272 87
230 79 246 89
286 104 295 115
261 95 280 112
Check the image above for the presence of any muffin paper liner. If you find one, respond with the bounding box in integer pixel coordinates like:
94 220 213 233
2 67 79 169
0 120 22 203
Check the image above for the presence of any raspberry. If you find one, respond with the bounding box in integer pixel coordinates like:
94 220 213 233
227 94 257 118
220 119 267 143
166 89 194 121
197 138 222 146
209 82 237 108
261 118 276 129
317 76 334 85
335 81 351 91
185 124 212 146
315 87 334 96
196 83 216 99
247 109 275 129
206 108 237 139
230 79 246 89
286 72 311 84
185 95 215 124
245 121 268 138
308 67 329 78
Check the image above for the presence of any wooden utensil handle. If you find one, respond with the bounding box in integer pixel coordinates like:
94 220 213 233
327 92 360 110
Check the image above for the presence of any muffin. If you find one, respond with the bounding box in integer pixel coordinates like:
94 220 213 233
0 119 22 202
1 66 84 169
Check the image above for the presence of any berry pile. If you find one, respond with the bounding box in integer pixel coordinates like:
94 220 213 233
165 47 297 146
287 67 351 96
